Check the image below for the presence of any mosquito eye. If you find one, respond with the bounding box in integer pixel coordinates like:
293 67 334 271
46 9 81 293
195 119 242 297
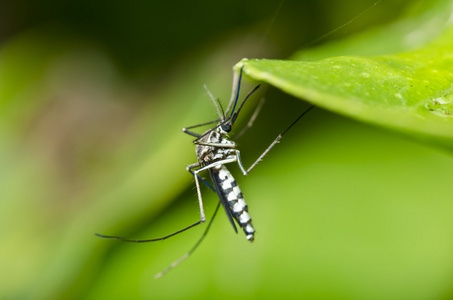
221 124 231 132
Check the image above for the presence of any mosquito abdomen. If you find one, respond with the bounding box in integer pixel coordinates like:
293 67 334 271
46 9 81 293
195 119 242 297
216 165 255 241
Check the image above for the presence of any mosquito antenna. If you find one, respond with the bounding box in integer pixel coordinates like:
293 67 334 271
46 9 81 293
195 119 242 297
154 200 222 279
255 0 286 52
216 99 226 120
297 0 382 51
204 85 223 119
230 84 261 126
226 66 244 118
193 82 256 139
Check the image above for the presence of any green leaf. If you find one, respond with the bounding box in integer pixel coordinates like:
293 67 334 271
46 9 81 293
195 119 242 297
236 0 453 150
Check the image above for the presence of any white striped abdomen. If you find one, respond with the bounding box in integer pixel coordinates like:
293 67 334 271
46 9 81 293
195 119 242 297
214 165 255 241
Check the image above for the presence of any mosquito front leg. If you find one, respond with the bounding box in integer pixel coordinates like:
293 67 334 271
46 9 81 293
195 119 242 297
182 119 221 138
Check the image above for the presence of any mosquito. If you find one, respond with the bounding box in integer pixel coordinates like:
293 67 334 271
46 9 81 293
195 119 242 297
96 66 314 278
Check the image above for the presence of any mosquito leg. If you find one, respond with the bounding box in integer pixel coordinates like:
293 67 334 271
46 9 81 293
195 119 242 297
187 156 237 222
154 200 222 279
235 150 247 175
188 169 215 192
193 141 236 148
182 118 221 138
95 220 203 242
192 168 207 222
187 162 201 170
94 166 210 242
234 97 266 141
186 160 218 194
236 105 315 175
155 160 243 278
95 164 213 243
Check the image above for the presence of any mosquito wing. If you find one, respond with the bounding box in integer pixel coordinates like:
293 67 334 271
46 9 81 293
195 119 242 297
208 168 238 234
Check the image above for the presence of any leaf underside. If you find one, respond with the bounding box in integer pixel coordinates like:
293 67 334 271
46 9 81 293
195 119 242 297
236 0 453 150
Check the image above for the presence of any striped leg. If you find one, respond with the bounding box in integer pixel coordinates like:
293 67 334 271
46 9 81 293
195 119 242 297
235 105 315 175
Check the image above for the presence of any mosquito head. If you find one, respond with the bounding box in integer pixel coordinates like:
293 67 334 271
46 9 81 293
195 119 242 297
213 110 233 134
220 122 232 133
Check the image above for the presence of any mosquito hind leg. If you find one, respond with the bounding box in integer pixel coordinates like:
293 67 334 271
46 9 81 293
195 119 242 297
234 97 266 141
154 200 222 278
234 105 315 176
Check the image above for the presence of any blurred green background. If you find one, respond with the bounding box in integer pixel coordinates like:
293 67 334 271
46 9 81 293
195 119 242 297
2 0 453 299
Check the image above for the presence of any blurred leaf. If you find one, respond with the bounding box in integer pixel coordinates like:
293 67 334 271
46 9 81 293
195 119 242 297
0 26 261 299
237 0 453 149
3 1 453 300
